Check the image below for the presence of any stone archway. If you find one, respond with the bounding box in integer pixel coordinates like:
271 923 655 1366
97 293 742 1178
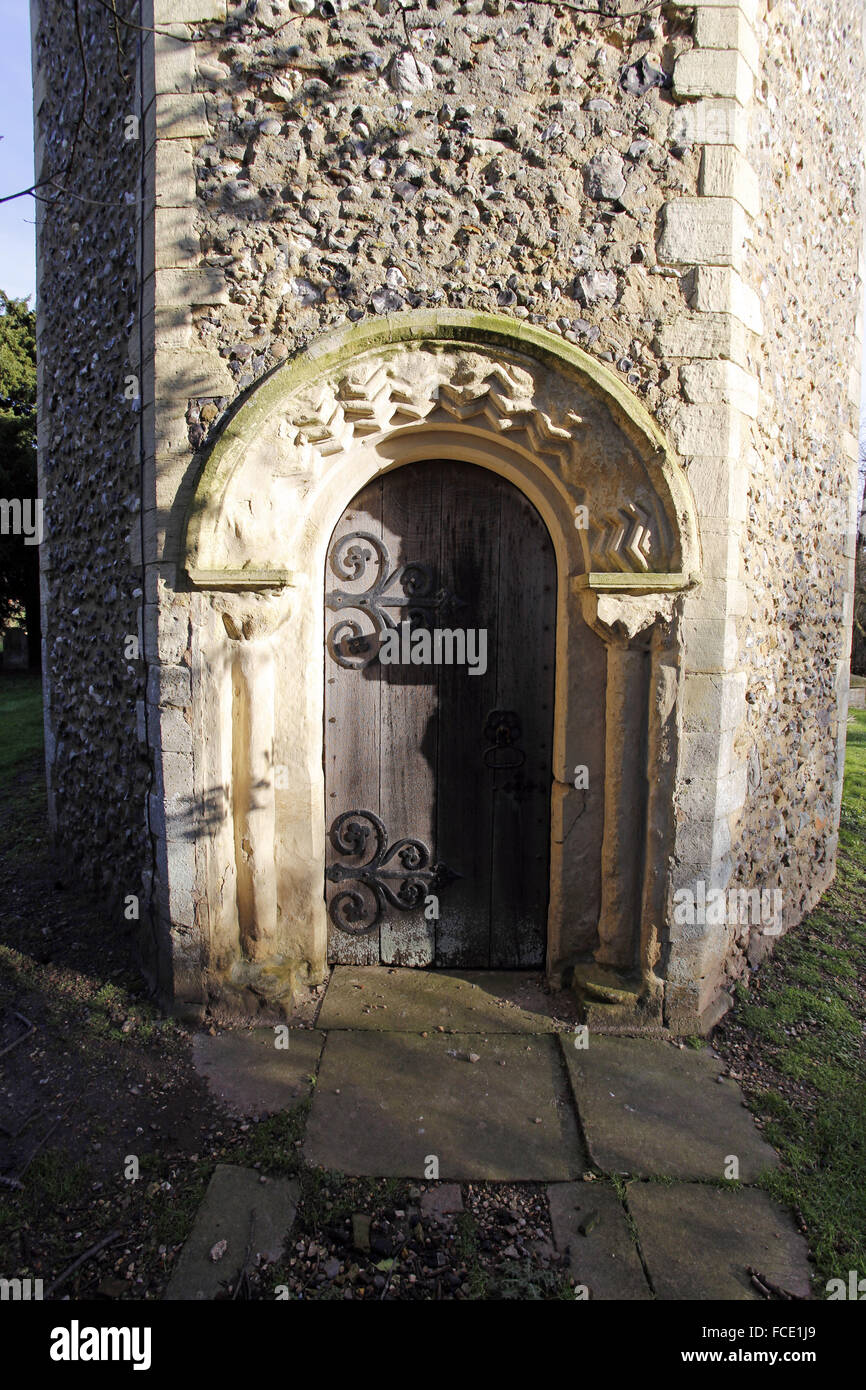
177 311 700 1017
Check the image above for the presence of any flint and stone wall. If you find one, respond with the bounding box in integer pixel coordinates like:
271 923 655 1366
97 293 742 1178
731 0 864 974
32 0 865 1030
30 0 149 904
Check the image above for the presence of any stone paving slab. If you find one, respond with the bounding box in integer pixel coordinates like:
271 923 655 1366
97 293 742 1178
561 1036 778 1180
304 1030 585 1179
548 1182 651 1300
317 966 564 1033
627 1182 812 1300
165 1165 298 1301
192 1027 325 1117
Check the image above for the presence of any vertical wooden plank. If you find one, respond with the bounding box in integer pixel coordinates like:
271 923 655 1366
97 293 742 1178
324 479 383 964
434 462 501 967
489 487 556 966
378 462 441 966
324 460 557 972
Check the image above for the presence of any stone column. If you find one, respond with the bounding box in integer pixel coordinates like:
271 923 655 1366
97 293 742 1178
580 588 680 977
232 639 277 961
638 615 682 999
595 639 648 969
217 594 289 964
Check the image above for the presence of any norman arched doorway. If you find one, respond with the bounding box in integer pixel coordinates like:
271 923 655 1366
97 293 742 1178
323 460 556 968
177 311 700 1020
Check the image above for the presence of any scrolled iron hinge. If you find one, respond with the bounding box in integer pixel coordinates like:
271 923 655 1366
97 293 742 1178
325 809 460 934
325 531 464 669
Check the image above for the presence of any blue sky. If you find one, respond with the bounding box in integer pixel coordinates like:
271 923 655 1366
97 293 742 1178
0 0 35 302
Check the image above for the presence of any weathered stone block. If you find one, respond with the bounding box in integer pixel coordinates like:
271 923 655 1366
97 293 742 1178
146 93 211 149
654 313 751 365
142 306 194 355
141 505 167 563
674 50 753 105
667 0 758 24
682 671 747 735
153 267 230 307
140 398 189 460
153 204 201 271
684 763 748 822
679 359 759 417
154 704 193 755
683 452 748 523
662 934 725 986
699 145 760 217
694 523 741 586
681 726 737 781
148 662 192 708
683 616 739 672
149 28 197 99
154 0 227 18
154 748 194 805
145 140 196 222
694 7 760 73
670 401 746 458
657 198 748 269
668 98 749 152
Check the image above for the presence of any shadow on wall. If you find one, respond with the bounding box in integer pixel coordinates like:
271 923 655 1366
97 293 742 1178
162 779 269 841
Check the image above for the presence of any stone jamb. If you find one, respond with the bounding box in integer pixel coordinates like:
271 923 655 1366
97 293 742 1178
140 2 235 984
659 0 764 1029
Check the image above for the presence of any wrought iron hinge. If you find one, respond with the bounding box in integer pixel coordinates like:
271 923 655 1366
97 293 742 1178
326 810 460 933
325 532 464 669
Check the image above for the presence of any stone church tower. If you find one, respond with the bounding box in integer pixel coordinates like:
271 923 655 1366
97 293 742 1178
30 0 865 1031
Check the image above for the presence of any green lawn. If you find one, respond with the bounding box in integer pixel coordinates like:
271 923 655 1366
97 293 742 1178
0 671 43 782
720 707 866 1291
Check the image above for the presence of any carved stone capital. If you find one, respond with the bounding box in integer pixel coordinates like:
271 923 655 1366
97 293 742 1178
579 589 679 647
212 590 292 643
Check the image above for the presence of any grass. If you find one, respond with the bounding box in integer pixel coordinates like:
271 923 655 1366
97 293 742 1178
0 672 45 873
450 1210 572 1300
0 671 43 782
720 708 866 1293
0 1151 92 1281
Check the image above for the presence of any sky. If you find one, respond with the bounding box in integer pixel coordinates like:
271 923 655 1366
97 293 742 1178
0 0 36 302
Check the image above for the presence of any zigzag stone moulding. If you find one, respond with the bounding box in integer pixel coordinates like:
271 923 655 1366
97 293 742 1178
183 312 700 591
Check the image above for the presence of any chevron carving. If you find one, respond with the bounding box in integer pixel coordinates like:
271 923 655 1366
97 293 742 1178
271 346 672 573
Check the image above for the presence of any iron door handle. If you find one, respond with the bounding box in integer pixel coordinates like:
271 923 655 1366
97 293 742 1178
483 710 526 769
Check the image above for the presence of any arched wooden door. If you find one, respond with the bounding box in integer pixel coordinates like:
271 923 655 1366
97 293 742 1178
323 460 556 968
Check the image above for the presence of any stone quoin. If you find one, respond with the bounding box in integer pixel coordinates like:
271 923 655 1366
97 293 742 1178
30 0 865 1031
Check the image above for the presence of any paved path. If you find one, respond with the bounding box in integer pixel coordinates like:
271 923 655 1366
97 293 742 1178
181 966 811 1300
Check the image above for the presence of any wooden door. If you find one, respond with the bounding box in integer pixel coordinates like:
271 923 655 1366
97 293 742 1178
323 460 555 967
